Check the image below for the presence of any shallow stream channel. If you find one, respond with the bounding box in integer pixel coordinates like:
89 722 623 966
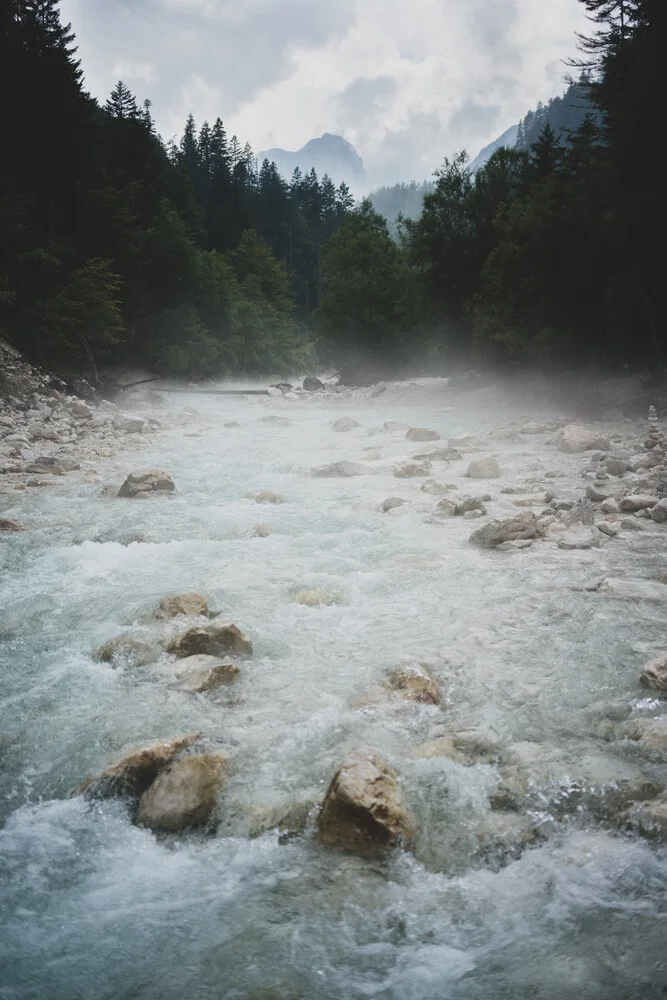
1 377 666 999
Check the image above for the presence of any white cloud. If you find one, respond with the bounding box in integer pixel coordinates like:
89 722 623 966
60 0 589 188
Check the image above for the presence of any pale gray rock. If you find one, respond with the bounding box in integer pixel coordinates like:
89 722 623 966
332 417 360 431
639 652 667 691
557 424 611 453
467 456 500 479
469 512 539 548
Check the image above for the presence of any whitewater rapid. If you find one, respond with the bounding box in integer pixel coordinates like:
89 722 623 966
1 378 666 999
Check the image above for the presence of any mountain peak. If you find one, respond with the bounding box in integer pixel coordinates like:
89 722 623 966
258 133 366 190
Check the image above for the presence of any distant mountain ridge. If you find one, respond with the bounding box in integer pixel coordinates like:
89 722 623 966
258 133 366 188
469 124 519 173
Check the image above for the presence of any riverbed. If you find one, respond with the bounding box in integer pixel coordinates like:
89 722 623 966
1 378 666 999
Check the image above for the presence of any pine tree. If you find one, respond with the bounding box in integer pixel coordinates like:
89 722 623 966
105 80 139 119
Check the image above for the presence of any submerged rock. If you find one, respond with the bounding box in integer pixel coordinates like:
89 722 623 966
405 428 441 442
434 498 457 517
136 753 226 832
293 589 342 607
393 460 431 478
158 593 208 618
79 734 198 800
388 664 440 704
252 490 284 504
317 753 415 853
557 425 611 453
117 470 175 498
167 622 253 658
469 512 539 548
170 655 240 693
622 795 667 841
466 456 500 479
382 496 408 512
557 529 603 550
598 578 667 601
370 381 388 398
640 652 667 691
0 518 23 532
311 461 363 477
332 417 360 432
94 635 157 667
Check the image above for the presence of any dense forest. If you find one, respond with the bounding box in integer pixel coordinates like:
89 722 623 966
0 0 657 380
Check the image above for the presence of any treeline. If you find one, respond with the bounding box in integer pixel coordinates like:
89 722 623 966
1 0 354 378
315 0 657 371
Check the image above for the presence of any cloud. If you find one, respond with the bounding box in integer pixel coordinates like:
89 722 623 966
59 0 589 188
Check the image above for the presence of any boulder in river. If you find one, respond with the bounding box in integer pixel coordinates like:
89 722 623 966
317 753 416 854
136 753 226 832
117 470 175 498
94 635 158 667
158 593 209 618
622 794 667 841
382 496 408 512
167 622 253 658
113 414 146 434
388 664 440 704
618 495 658 512
0 518 23 532
455 496 487 516
649 498 667 523
639 652 667 691
393 460 431 478
466 456 500 479
469 512 539 548
598 578 667 601
556 424 611 453
252 490 284 504
311 461 364 477
405 428 441 442
80 734 199 800
332 417 360 432
303 376 325 392
171 655 239 693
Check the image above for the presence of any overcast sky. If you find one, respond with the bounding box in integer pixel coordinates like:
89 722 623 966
59 0 589 189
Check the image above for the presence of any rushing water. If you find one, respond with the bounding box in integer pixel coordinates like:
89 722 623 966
1 379 666 1000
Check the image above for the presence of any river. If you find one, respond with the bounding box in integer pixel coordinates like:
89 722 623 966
1 377 666 999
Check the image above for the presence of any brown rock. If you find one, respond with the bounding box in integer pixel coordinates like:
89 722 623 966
640 652 667 692
158 593 208 618
388 665 440 704
79 735 198 799
317 753 416 853
252 490 284 504
93 635 157 667
0 518 23 532
622 795 667 841
171 655 240 693
136 753 226 831
166 622 253 658
117 470 175 498
469 512 539 548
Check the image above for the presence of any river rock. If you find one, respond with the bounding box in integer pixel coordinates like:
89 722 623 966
382 496 408 512
388 664 440 704
370 381 388 397
171 655 239 693
619 716 667 749
435 498 457 517
311 461 363 477
605 457 628 477
600 498 620 514
114 414 146 433
413 447 462 461
649 498 667 523
557 528 603 549
620 518 642 531
94 635 158 667
167 622 252 658
293 589 342 606
618 495 658 512
317 753 416 853
600 577 667 601
456 496 487 515
421 479 449 495
469 512 539 548
136 753 226 832
252 490 284 504
597 522 618 537
80 734 198 799
622 795 667 841
117 470 175 498
332 417 360 431
393 460 431 478
0 518 23 532
158 593 209 618
467 456 500 479
557 425 611 453
303 376 324 392
639 653 667 691
405 428 441 442
449 435 480 448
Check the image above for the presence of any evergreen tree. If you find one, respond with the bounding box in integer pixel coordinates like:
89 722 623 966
105 80 139 119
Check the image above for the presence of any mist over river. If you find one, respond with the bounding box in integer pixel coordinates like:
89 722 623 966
1 377 666 999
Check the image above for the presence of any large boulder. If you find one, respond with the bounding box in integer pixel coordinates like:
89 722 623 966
79 735 198 800
117 470 175 498
114 414 147 434
405 428 441 442
170 655 239 693
94 635 157 667
557 424 611 453
469 512 539 548
388 665 440 705
640 652 667 691
317 753 415 854
136 753 226 832
158 593 208 618
166 622 253 658
303 376 325 392
466 456 500 479
332 417 360 432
